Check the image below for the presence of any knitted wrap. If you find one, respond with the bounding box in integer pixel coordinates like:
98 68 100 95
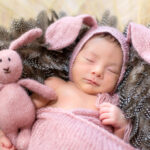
27 107 137 150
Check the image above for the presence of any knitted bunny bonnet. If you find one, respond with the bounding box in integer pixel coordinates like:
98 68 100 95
44 14 129 90
127 22 150 63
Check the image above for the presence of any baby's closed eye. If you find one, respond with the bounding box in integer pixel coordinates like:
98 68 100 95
84 56 95 63
86 58 94 63
107 67 119 74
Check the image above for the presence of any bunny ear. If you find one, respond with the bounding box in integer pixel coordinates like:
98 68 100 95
9 28 42 50
127 22 150 63
45 14 98 50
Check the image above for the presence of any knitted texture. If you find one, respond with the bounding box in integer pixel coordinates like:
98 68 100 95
127 22 150 63
28 107 137 150
118 23 150 149
95 93 132 142
40 14 132 149
69 26 129 88
27 94 133 150
45 15 98 50
0 28 56 150
43 14 129 88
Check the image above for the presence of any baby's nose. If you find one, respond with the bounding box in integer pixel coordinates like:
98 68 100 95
91 66 104 78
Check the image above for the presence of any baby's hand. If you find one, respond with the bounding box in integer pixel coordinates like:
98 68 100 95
0 131 16 150
98 102 128 129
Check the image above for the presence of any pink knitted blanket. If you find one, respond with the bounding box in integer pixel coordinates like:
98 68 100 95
27 107 137 150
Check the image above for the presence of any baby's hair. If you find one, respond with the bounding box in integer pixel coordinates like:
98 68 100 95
97 33 121 47
117 46 150 150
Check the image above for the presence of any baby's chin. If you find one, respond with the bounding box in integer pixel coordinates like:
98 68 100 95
85 89 114 95
81 87 101 95
78 83 114 95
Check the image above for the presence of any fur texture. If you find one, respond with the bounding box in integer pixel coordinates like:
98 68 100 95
118 22 150 150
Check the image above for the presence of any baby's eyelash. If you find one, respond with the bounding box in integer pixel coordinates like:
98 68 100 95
85 57 94 62
107 68 118 74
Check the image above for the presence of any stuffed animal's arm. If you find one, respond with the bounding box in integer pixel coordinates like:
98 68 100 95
18 79 57 101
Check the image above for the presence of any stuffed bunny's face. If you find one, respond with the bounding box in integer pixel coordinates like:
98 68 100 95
0 50 23 84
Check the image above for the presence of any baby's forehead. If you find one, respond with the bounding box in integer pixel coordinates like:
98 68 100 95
82 35 121 51
91 33 118 41
85 33 120 48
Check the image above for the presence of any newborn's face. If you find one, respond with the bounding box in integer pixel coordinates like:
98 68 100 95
72 36 123 95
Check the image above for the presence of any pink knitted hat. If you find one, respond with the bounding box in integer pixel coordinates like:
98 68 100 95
69 26 129 87
45 15 129 88
127 22 150 63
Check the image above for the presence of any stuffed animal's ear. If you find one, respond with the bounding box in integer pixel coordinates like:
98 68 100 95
45 14 98 50
9 28 42 50
127 23 150 63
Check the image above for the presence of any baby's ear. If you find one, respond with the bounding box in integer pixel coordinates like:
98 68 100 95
127 22 150 63
45 14 98 50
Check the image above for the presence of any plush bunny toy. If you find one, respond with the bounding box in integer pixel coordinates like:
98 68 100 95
0 28 56 150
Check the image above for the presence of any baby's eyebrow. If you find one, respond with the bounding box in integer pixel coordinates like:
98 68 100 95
83 50 97 58
87 50 97 57
108 63 119 67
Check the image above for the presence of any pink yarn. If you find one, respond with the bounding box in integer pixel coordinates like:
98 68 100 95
96 93 119 106
69 26 129 89
127 22 150 63
0 28 56 150
27 93 133 150
95 93 131 142
39 14 132 149
45 15 98 50
28 107 137 150
44 14 129 88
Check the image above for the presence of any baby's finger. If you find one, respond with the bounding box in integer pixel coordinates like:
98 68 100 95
1 148 12 150
101 118 114 126
99 107 110 114
10 146 16 150
99 102 112 107
1 138 12 148
1 145 16 150
99 113 111 121
0 137 14 150
2 147 16 150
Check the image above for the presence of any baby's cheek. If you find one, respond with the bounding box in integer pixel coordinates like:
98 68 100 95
78 63 89 72
107 74 119 84
103 75 118 92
